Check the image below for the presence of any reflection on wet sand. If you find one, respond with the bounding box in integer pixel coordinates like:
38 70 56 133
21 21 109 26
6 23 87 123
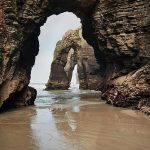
0 108 38 150
0 88 150 150
52 103 150 150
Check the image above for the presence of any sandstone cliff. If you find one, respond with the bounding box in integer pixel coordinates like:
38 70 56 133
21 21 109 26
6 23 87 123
0 0 149 113
46 29 102 90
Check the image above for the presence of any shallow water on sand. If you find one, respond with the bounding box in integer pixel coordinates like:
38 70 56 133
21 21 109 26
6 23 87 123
0 84 150 150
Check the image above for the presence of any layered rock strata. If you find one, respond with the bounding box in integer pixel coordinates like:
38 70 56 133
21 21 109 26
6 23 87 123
46 29 102 90
0 0 149 113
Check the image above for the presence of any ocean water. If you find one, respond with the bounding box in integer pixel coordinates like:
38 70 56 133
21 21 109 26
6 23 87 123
0 83 150 150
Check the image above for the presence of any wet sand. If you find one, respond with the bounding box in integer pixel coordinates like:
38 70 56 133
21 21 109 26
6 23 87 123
0 86 150 150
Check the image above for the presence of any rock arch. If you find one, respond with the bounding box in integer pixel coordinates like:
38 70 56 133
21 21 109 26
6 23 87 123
0 0 150 113
46 28 102 90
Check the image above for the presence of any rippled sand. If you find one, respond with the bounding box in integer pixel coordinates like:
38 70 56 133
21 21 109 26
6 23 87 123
0 85 150 150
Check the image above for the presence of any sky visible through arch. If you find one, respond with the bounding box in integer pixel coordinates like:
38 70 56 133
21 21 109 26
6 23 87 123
30 12 81 83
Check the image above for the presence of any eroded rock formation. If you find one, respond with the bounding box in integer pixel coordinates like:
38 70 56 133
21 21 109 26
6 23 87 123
46 29 102 90
0 0 150 113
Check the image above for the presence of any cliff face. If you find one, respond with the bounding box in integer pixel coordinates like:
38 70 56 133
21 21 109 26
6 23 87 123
46 29 102 90
92 0 150 114
0 0 150 113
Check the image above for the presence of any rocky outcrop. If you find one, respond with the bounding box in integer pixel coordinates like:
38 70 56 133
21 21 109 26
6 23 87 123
78 34 102 90
0 86 36 111
46 29 102 90
101 65 150 114
0 0 149 113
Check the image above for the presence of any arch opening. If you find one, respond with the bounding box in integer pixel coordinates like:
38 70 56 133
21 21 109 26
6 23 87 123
30 12 81 88
0 0 99 110
69 65 79 89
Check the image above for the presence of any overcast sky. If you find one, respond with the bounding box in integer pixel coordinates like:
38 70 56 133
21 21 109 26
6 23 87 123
30 12 81 83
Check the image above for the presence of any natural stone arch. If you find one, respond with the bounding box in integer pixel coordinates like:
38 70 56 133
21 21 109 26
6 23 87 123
46 28 102 90
0 0 150 113
0 0 98 109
